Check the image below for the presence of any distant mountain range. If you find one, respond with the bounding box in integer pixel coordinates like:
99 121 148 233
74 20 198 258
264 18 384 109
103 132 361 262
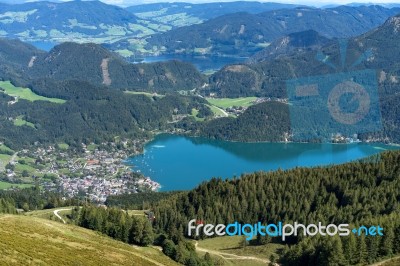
248 30 332 63
127 1 301 28
0 1 154 45
0 39 205 92
207 13 400 97
0 1 398 59
203 13 400 142
147 5 400 56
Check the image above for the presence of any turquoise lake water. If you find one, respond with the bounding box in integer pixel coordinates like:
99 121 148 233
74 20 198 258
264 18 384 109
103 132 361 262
126 134 399 191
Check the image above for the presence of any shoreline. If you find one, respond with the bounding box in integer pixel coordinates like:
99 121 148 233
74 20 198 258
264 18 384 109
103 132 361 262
123 132 400 192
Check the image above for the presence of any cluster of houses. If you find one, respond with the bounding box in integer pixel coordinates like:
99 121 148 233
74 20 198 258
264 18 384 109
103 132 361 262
13 139 161 202
56 175 160 203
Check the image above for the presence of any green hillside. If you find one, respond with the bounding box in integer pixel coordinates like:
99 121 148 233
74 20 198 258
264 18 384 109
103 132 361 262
127 2 299 28
0 1 157 46
201 13 400 143
146 5 400 56
0 40 206 92
152 150 400 265
0 214 179 265
0 81 65 103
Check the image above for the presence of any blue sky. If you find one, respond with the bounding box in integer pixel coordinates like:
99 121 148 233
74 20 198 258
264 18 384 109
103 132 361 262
5 0 400 7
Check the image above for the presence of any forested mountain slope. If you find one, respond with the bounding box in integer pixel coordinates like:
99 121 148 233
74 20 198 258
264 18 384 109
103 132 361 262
152 150 400 265
147 5 400 56
0 39 205 92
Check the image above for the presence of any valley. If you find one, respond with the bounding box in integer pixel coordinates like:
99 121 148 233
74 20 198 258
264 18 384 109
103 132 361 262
0 1 400 266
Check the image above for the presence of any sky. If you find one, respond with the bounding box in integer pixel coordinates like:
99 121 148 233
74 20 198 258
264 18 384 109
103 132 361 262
4 0 400 7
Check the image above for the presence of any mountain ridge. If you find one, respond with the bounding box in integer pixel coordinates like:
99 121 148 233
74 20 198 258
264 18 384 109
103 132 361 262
0 39 206 92
146 5 400 56
248 30 332 63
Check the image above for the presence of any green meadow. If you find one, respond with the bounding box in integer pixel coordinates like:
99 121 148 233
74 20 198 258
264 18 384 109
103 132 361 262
0 181 33 190
206 97 257 109
0 81 66 103
0 215 179 265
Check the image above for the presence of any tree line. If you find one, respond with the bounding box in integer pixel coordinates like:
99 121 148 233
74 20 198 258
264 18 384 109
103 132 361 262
150 150 400 265
72 205 214 266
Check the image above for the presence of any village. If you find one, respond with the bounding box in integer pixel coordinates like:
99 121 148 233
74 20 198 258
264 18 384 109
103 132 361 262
1 138 161 203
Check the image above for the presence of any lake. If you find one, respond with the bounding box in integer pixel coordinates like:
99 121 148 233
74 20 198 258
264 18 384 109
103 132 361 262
126 134 399 191
27 41 58 51
27 41 246 72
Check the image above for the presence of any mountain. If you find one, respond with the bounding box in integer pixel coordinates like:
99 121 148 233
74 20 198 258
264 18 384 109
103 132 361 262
0 214 179 265
0 38 209 149
127 1 300 28
0 38 45 80
207 13 400 98
248 30 332 63
202 13 400 143
0 1 158 45
151 150 400 265
0 39 205 92
146 5 400 56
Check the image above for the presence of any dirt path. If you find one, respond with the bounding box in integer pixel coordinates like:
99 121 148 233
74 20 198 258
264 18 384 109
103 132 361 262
369 256 400 266
100 58 112 86
10 152 18 163
214 106 229 117
53 208 72 224
194 241 274 265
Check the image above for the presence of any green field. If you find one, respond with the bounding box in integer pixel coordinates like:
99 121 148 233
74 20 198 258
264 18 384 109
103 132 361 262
0 215 179 265
0 181 33 190
206 97 257 109
191 108 206 121
57 143 69 150
196 235 283 264
0 81 66 103
0 144 13 154
14 162 36 173
127 209 147 216
207 104 228 117
0 154 12 171
14 115 35 128
25 207 73 222
124 91 164 98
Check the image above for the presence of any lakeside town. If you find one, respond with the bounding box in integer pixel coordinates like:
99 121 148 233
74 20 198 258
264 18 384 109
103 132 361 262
0 138 161 203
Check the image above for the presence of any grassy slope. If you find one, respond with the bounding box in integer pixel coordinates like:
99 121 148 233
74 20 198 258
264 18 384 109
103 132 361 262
25 207 73 222
0 154 12 171
206 97 257 109
0 215 179 266
0 81 66 103
124 91 164 98
0 181 33 190
14 116 35 128
197 235 283 261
